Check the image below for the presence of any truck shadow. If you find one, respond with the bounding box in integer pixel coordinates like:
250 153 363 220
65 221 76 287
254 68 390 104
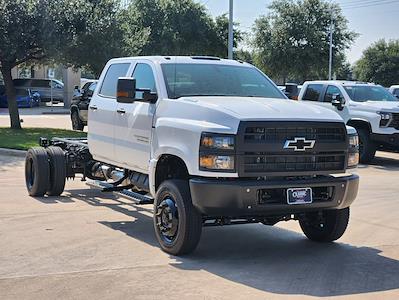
358 152 399 171
60 187 399 298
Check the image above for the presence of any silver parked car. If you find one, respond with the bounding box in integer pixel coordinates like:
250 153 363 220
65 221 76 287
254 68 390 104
13 78 64 102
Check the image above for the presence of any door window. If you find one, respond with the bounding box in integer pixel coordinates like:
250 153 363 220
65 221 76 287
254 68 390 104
394 89 399 97
302 84 323 101
324 85 343 102
99 63 130 98
132 63 156 99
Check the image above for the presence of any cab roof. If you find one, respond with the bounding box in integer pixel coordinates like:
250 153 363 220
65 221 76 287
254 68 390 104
107 56 251 67
304 80 379 87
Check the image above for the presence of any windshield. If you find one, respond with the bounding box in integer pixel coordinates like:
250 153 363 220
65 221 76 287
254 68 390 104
344 85 398 102
161 63 285 99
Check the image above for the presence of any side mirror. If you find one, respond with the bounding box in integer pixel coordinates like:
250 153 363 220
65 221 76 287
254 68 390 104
137 88 158 103
331 94 345 111
117 77 136 103
284 84 298 99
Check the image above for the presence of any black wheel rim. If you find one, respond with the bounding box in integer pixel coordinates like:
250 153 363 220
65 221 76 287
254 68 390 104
156 196 179 244
26 157 35 189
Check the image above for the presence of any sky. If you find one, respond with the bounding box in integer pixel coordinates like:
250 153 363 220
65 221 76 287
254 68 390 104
197 0 399 64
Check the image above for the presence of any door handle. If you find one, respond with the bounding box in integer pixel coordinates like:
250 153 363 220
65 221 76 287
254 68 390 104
89 105 97 110
117 108 126 114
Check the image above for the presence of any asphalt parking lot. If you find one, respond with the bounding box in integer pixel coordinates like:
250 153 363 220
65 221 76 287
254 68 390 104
0 152 399 299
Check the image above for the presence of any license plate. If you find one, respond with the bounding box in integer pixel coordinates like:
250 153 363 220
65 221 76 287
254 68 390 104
287 187 313 205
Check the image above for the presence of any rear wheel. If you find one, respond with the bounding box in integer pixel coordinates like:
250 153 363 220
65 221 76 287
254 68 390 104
299 207 350 242
71 110 84 131
46 146 66 196
25 147 50 197
357 128 376 163
154 180 203 255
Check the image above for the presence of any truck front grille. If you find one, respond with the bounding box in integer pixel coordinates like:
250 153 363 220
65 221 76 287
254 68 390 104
237 121 348 177
243 152 346 174
244 126 346 143
389 113 399 130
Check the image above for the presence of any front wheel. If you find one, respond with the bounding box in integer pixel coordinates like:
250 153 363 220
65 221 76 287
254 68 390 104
154 180 203 255
299 207 350 242
357 128 376 164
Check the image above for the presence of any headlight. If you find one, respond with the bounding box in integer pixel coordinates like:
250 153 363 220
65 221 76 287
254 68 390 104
378 111 392 127
199 155 235 171
348 134 359 148
347 134 359 168
200 134 235 150
199 133 235 171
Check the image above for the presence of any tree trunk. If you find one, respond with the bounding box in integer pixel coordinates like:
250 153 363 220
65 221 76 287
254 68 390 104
0 63 21 129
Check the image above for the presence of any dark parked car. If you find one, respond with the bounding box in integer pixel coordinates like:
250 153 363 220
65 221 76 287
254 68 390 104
0 86 41 108
70 81 97 130
13 78 64 102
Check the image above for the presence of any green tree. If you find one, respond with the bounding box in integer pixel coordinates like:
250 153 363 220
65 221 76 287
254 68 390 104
252 0 357 83
353 39 399 87
124 0 242 58
0 0 127 128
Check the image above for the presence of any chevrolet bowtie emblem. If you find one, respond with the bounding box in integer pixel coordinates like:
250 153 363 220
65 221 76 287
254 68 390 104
284 137 315 151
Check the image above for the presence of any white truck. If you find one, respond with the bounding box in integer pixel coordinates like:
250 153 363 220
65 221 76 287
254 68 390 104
25 56 359 255
299 81 399 163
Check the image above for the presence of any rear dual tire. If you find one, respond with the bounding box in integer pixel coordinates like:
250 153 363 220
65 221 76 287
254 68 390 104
25 146 66 197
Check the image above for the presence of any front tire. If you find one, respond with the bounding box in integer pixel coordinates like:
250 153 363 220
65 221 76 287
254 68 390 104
299 207 350 242
25 147 50 197
357 128 376 163
154 180 203 255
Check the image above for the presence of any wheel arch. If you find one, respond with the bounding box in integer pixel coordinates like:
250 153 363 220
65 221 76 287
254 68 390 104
153 154 190 194
347 119 372 133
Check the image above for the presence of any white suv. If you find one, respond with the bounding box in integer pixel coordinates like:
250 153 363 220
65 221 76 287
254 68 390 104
299 81 399 163
389 85 399 98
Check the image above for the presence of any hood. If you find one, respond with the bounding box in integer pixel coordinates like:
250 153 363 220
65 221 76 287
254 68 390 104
350 100 399 112
181 96 344 122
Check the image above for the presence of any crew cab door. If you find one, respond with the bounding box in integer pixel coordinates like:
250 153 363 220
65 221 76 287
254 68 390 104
301 84 350 122
88 62 131 164
114 61 158 172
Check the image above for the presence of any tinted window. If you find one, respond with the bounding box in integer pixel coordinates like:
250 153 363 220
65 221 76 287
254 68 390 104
88 82 97 92
82 82 92 92
344 85 398 102
15 88 29 97
100 63 130 97
324 85 343 102
303 84 323 101
13 79 31 87
161 64 284 99
32 79 51 88
394 89 399 97
132 63 156 98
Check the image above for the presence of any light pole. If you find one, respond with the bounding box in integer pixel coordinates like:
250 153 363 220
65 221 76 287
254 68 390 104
228 0 234 59
328 12 334 80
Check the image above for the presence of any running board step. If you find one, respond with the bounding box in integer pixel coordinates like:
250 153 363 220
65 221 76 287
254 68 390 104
117 189 154 205
86 180 154 205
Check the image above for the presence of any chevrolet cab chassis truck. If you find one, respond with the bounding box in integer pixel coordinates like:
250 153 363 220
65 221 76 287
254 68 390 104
25 56 360 255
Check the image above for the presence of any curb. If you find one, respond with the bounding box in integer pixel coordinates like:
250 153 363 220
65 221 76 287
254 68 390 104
42 111 69 115
0 148 27 157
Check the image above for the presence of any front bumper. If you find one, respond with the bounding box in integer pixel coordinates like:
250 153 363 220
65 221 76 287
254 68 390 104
189 174 359 217
371 133 399 149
